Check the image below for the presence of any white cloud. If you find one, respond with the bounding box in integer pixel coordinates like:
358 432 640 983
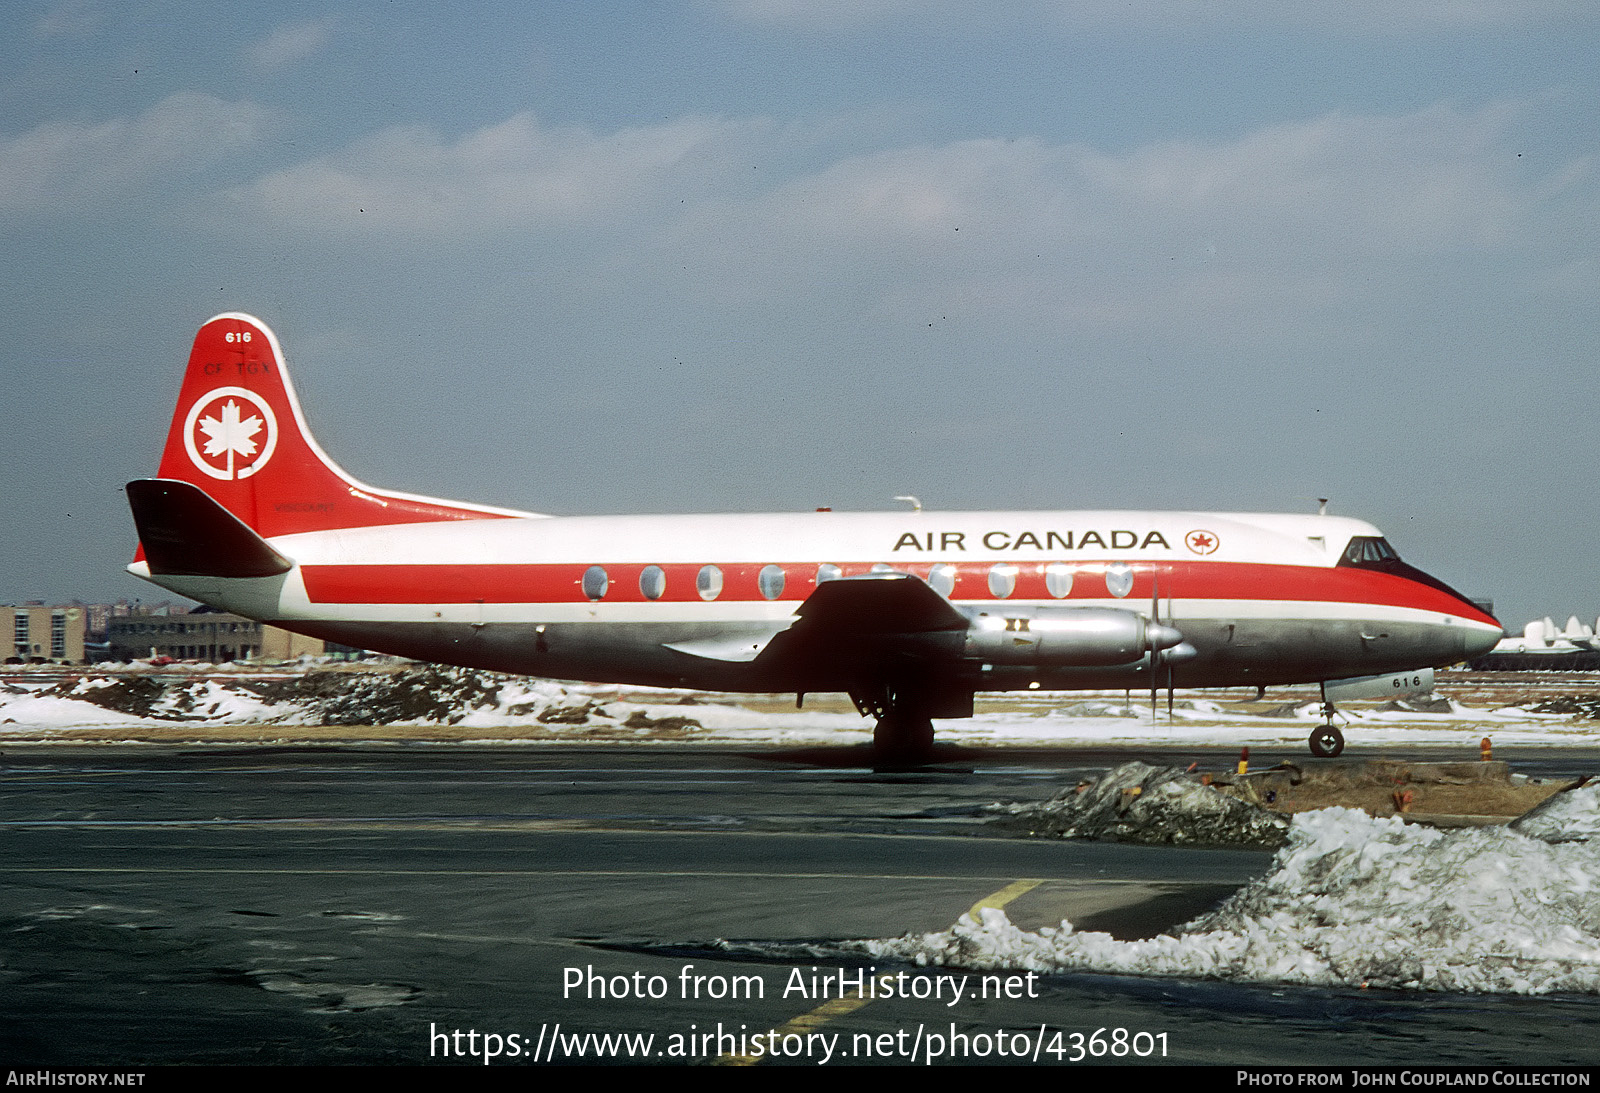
234 99 1560 259
715 0 1595 32
235 112 760 234
660 99 1587 345
1039 0 1593 31
0 93 272 213
714 0 924 28
247 16 337 69
34 0 98 37
226 97 1591 351
693 101 1540 259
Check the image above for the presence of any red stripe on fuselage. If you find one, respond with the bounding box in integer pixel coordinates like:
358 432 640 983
297 560 1495 623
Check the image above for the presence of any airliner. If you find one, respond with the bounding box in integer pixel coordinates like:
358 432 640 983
126 313 1503 763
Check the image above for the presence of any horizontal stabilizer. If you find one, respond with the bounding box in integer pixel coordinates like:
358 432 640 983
793 572 968 635
127 479 293 578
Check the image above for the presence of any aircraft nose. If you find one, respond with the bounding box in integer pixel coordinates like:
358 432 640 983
1461 621 1503 660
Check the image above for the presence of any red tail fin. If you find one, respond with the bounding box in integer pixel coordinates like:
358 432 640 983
153 313 528 539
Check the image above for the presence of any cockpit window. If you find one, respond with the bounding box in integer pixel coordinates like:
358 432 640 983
1334 534 1492 623
1340 536 1401 567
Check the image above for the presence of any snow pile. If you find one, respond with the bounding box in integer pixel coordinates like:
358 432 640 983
1365 695 1477 719
1055 700 1140 718
0 667 704 732
991 761 1288 847
1509 779 1600 843
1531 697 1600 719
1374 694 1461 714
1260 701 1323 719
862 795 1600 994
258 666 530 725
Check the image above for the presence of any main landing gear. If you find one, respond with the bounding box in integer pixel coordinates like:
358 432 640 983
851 688 936 770
1308 684 1346 758
873 709 935 769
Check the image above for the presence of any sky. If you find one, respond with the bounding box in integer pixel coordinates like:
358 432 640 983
2 0 1597 629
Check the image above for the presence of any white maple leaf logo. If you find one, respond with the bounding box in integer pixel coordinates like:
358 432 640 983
198 400 262 471
182 387 278 481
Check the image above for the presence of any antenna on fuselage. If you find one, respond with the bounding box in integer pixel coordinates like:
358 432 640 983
1317 498 1329 516
893 495 922 512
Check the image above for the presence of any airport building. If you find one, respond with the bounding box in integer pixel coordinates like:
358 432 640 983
7 603 87 664
107 607 323 663
1470 614 1600 671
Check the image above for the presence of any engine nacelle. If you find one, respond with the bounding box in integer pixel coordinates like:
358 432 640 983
962 605 1183 667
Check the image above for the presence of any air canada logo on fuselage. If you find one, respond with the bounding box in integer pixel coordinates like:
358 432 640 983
183 386 278 481
891 529 1172 552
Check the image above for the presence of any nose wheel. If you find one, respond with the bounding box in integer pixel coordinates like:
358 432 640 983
1308 724 1345 758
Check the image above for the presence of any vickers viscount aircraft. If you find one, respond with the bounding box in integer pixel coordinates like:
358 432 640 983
126 313 1503 763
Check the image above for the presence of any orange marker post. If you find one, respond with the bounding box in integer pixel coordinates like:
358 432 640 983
1481 737 1493 762
1237 746 1250 776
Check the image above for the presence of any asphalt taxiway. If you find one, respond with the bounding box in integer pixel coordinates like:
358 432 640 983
2 744 1596 1066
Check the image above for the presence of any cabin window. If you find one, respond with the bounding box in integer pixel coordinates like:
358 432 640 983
697 564 724 601
582 565 609 601
758 564 786 601
988 563 1017 599
928 564 957 597
816 563 841 584
1044 562 1073 599
639 565 666 601
1105 562 1133 598
870 562 895 574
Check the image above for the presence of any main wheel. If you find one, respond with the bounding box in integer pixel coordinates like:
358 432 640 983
873 711 935 769
1308 724 1345 758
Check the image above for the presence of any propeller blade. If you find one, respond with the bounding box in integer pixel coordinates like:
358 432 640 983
1167 627 1175 717
1164 587 1175 718
1150 566 1160 719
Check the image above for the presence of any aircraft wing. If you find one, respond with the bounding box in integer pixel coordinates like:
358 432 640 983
789 572 968 635
662 573 966 665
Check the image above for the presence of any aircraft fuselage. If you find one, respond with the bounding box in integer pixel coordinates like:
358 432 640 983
136 507 1500 693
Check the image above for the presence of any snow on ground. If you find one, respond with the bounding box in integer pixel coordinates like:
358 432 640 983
1 669 1597 747
941 693 1597 750
8 666 1600 996
857 785 1600 995
0 668 870 741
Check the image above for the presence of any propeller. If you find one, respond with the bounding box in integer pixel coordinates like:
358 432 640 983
1148 565 1193 719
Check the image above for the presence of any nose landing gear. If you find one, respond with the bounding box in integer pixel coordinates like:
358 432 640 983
1308 685 1346 758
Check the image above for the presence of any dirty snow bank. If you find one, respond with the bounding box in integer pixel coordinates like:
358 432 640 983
990 761 1288 847
861 785 1600 994
0 667 699 732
